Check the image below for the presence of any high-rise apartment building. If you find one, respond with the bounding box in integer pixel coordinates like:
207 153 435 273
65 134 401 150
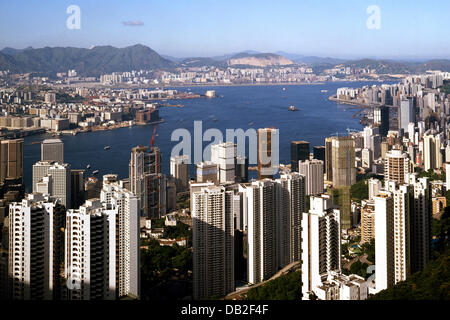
290 141 310 172
8 193 65 300
398 98 414 132
423 134 443 171
100 175 140 298
384 149 410 185
65 199 116 300
301 194 341 300
360 200 375 244
196 161 218 184
41 139 64 164
192 186 235 300
298 159 324 195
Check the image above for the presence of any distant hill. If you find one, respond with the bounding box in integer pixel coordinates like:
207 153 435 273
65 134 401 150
177 57 225 68
0 44 174 76
228 53 295 67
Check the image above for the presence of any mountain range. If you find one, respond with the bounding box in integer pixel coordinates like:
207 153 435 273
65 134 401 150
1 44 450 76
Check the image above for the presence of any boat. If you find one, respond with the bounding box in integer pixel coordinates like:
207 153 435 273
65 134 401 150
92 170 99 175
321 90 328 93
86 164 91 169
104 146 111 150
282 88 286 91
289 106 299 111
249 122 254 126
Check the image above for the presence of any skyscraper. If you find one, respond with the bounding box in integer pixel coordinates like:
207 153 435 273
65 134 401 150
384 149 410 185
65 199 116 300
313 146 326 163
298 159 324 195
41 139 64 164
374 105 390 136
241 180 276 284
100 175 140 298
33 162 72 208
9 193 65 300
0 139 23 183
331 137 356 187
192 186 235 300
360 200 375 244
290 141 310 172
325 137 334 182
398 98 414 132
170 155 190 192
129 145 163 218
423 134 442 171
196 161 218 184
301 194 341 300
211 142 237 183
257 128 279 180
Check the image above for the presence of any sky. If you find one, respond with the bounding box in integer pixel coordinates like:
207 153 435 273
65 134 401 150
1 0 450 59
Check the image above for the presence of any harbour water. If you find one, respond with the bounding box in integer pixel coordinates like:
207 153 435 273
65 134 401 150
23 82 384 192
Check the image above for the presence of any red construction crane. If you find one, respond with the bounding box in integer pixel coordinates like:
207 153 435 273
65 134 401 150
150 124 158 149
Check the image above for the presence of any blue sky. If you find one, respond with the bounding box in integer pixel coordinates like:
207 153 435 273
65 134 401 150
1 0 449 59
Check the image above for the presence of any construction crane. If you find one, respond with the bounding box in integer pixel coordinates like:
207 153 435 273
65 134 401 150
150 124 158 149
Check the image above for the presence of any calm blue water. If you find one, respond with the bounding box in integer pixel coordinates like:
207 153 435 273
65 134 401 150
23 82 384 192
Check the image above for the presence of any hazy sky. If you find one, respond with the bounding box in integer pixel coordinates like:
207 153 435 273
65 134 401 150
1 0 449 59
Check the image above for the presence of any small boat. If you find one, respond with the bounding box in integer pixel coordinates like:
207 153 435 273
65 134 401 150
321 90 328 93
92 170 99 175
249 122 254 126
104 146 111 150
282 88 286 91
289 106 299 111
86 164 91 169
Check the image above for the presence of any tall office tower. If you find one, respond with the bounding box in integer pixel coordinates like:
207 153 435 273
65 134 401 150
363 126 379 149
407 174 432 274
301 194 341 300
374 105 389 136
0 138 24 183
290 141 310 172
275 173 306 268
324 137 333 181
313 146 326 162
241 180 277 284
361 148 372 169
370 134 382 160
374 190 395 291
192 186 235 300
298 159 324 195
211 142 237 183
170 155 190 192
407 122 415 141
41 139 64 164
100 175 140 298
8 193 65 300
65 199 116 300
360 200 375 244
32 162 72 208
384 149 410 185
423 134 442 171
257 128 279 179
129 145 163 218
368 178 382 200
196 161 218 184
70 169 85 209
398 98 414 132
446 163 450 190
235 155 249 183
331 137 356 187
